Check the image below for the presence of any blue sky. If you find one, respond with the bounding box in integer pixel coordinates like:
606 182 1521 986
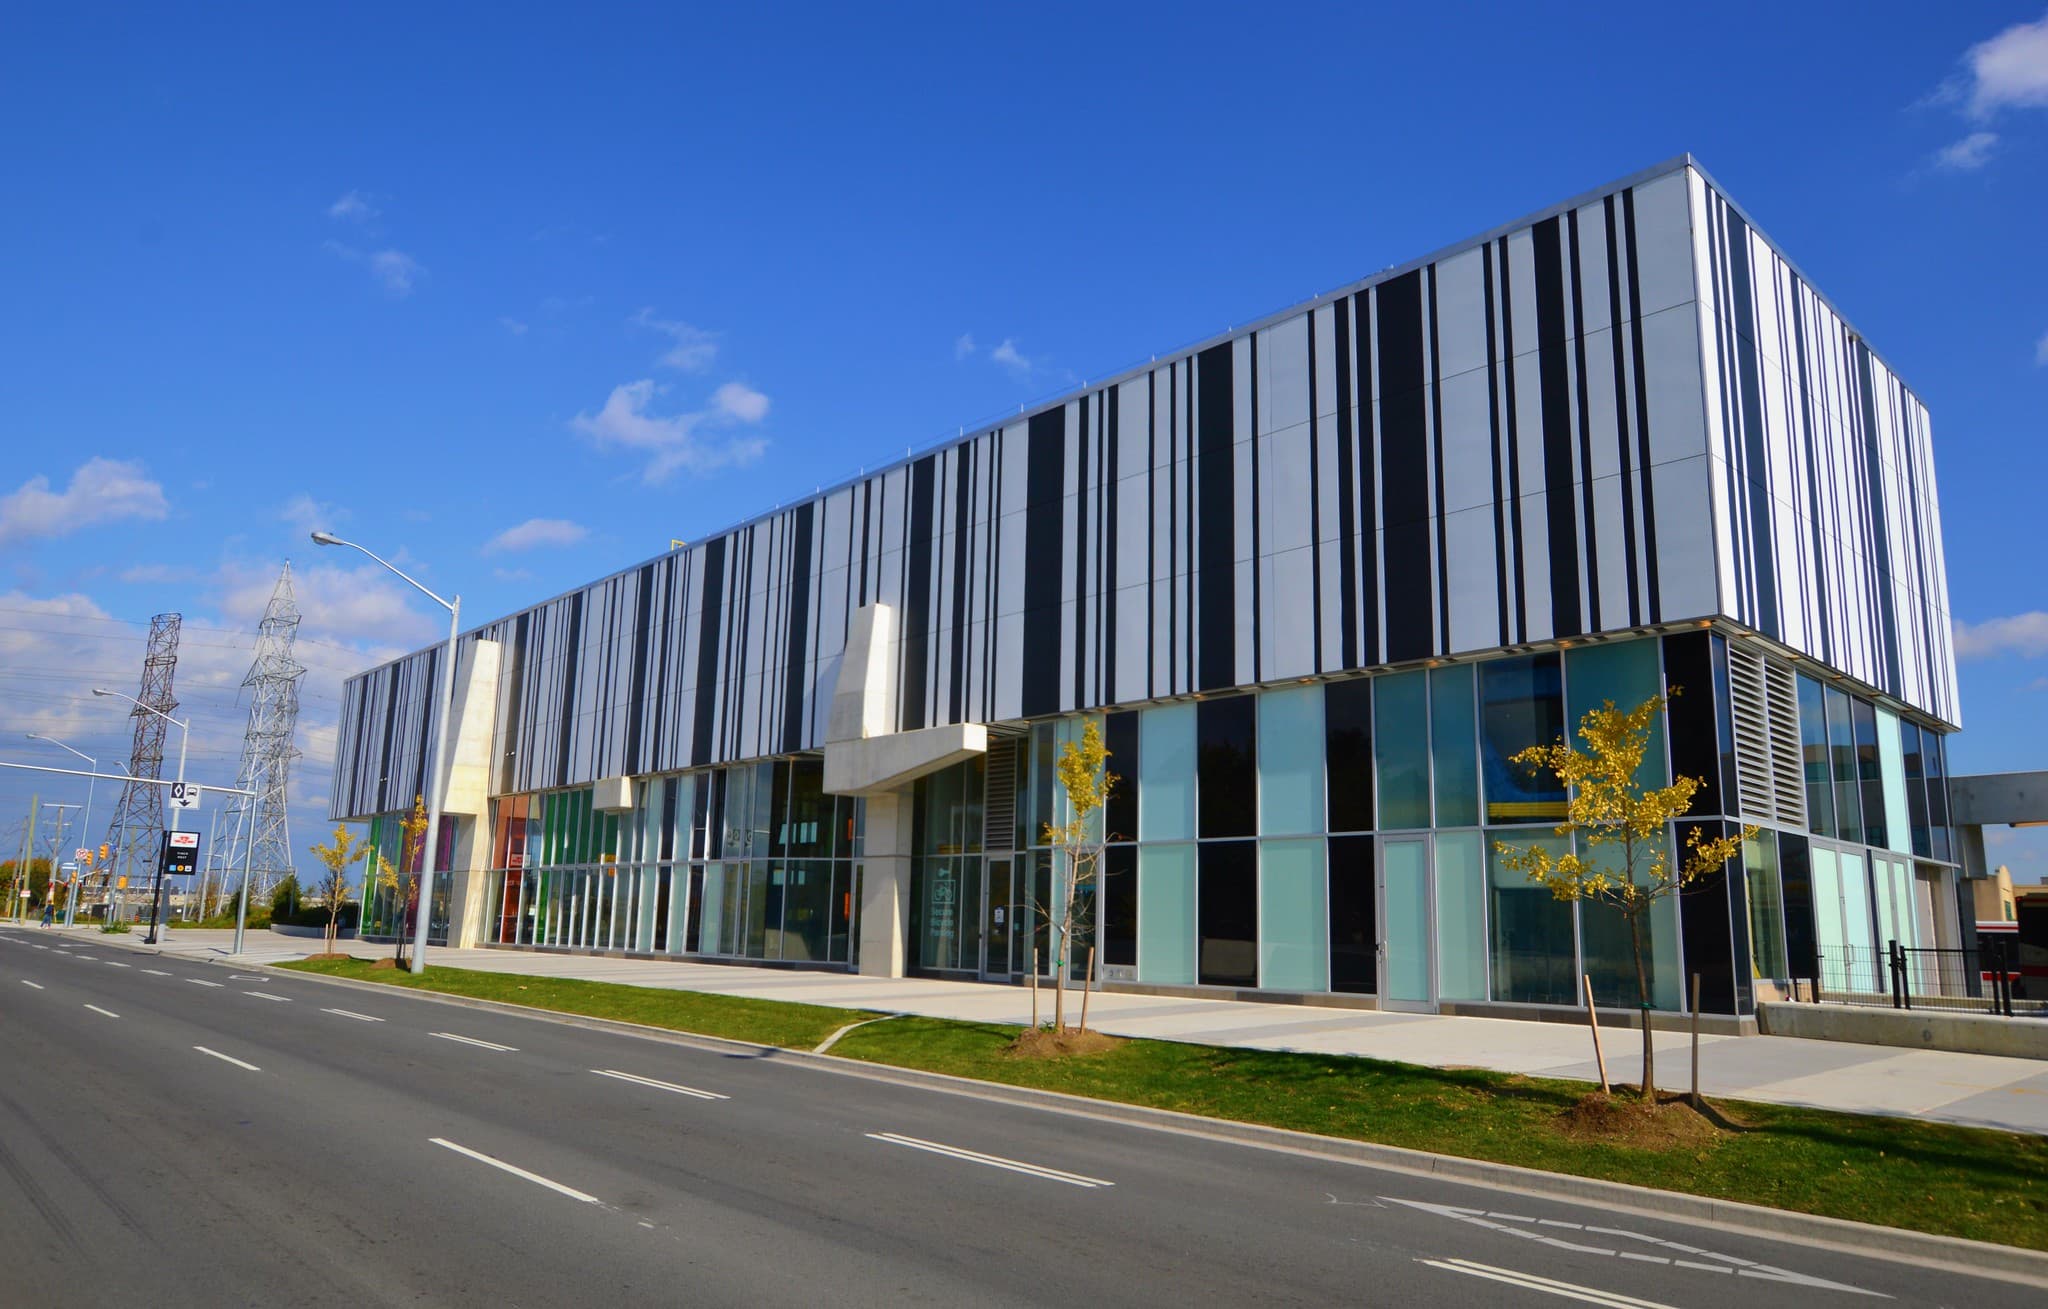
1 3 2044 885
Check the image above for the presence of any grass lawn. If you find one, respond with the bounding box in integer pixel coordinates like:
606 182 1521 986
273 959 2047 1251
831 1017 2048 1252
279 956 870 1050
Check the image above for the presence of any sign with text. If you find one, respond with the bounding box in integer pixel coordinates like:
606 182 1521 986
169 782 203 810
160 830 200 876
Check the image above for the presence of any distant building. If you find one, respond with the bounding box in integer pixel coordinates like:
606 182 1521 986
332 156 1961 1021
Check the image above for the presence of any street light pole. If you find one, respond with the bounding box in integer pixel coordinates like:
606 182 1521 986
93 688 190 945
27 735 95 927
312 530 459 976
38 803 79 923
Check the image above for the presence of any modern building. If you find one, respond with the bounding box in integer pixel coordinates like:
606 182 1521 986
332 155 1964 1023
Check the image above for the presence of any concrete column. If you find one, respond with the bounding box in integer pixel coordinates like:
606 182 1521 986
447 816 492 949
857 790 915 978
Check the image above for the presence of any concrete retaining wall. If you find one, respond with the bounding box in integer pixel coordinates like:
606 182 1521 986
1758 1001 2048 1060
268 923 357 940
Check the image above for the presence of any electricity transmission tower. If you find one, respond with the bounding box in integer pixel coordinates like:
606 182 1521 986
102 613 180 909
209 563 305 911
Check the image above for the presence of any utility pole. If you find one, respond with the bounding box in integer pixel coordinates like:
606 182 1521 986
9 794 33 922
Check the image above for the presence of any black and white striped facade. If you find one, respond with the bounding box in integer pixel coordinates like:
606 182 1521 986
331 156 1956 822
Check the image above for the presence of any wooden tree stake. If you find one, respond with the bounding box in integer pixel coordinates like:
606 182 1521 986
1080 945 1096 1035
1030 946 1039 1030
1583 973 1610 1094
1690 972 1703 1110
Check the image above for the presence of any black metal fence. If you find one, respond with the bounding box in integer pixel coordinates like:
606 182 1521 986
1812 940 2026 1017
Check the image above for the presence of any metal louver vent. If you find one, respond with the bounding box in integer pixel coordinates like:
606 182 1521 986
983 737 1016 852
1727 644 1776 821
1763 661 1807 827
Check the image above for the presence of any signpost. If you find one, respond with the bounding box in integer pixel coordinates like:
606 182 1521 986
169 782 203 811
150 829 201 936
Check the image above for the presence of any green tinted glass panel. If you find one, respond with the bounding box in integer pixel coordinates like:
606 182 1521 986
1430 665 1478 827
1137 844 1196 985
1138 703 1197 841
1565 639 1666 786
1434 831 1487 1001
1258 686 1325 836
1374 671 1430 829
1258 839 1327 992
1383 839 1430 1003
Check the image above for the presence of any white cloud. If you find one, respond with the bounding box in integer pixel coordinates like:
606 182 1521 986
711 381 770 424
1963 9 2048 117
278 493 346 534
954 333 976 359
119 563 200 585
989 338 1034 376
0 458 169 546
2036 330 2048 366
1933 130 1999 169
1954 611 2048 659
498 316 529 335
629 307 718 371
483 517 589 554
217 560 439 647
327 190 379 222
324 241 424 297
492 566 534 583
570 379 769 484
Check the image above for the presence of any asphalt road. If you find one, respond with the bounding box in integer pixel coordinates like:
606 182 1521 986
0 924 2032 1308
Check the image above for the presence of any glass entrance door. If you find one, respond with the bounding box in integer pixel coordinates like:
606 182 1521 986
981 858 1014 980
1378 836 1434 1011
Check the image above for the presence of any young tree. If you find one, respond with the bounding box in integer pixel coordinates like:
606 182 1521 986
391 796 429 967
308 825 369 957
1493 691 1749 1103
1036 720 1118 1034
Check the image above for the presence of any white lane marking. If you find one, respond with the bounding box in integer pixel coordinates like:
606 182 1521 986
21 980 45 990
228 974 266 981
84 1004 121 1019
1383 1198 1882 1295
243 992 291 1002
104 961 129 968
142 969 171 976
193 1046 260 1072
591 1069 728 1101
1421 1258 1676 1309
186 979 223 988
429 1138 600 1204
865 1132 1113 1189
321 1008 384 1023
430 1031 517 1052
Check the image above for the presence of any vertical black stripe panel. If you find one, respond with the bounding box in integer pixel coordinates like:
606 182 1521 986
1021 409 1066 718
1603 198 1642 627
1532 217 1583 638
1305 317 1323 671
1500 237 1528 640
1621 189 1662 621
901 456 935 731
781 503 814 751
1354 295 1380 665
1723 210 1779 640
1073 397 1090 709
555 592 583 788
1482 244 1510 646
948 449 972 725
1248 334 1263 682
499 613 529 793
691 539 726 766
1855 345 1903 696
1567 211 1602 632
1332 298 1359 668
1426 265 1450 652
625 563 655 772
1195 342 1237 690
1378 271 1431 664
1788 274 1832 664
1103 387 1120 705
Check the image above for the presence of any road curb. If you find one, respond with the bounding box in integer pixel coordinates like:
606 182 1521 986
250 957 2048 1289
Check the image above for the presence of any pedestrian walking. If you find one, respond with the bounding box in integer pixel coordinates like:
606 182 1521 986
39 898 54 927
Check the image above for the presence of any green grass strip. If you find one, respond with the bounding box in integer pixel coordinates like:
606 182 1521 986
280 957 868 1050
278 959 2047 1251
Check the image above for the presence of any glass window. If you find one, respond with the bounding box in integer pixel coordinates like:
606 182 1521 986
1434 831 1487 1001
1257 686 1324 836
1374 670 1430 829
1138 703 1197 841
1137 844 1196 985
1480 653 1566 825
1743 830 1787 981
1197 696 1257 839
1827 687 1862 844
1901 721 1931 859
1104 712 1140 844
1923 731 1951 863
1102 845 1137 968
915 855 969 971
1327 835 1376 994
1776 834 1815 980
1565 639 1666 787
744 860 772 958
1797 675 1834 838
781 761 829 858
1853 698 1884 849
1430 665 1479 828
1876 709 1912 857
1578 830 1681 1011
1662 632 1719 813
1198 840 1258 988
1258 839 1327 992
1487 831 1575 1005
1324 677 1374 833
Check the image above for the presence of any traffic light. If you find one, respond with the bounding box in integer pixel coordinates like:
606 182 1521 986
100 843 110 863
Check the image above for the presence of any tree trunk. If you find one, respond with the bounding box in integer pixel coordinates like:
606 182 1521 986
1628 908 1655 1103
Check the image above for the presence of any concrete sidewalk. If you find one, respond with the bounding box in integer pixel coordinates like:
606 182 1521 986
66 924 2048 1135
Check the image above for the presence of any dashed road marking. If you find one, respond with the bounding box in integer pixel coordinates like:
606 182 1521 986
84 1004 120 1019
243 992 291 1003
429 1138 599 1204
320 1008 384 1022
430 1032 517 1053
865 1132 1113 1188
1420 1258 1677 1308
193 1046 260 1072
186 979 223 988
591 1069 728 1101
21 980 44 990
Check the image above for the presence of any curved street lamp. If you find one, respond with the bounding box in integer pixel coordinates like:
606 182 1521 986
311 530 459 975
